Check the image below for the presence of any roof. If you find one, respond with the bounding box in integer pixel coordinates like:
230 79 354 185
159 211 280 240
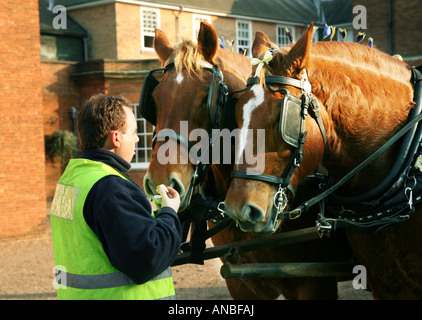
54 0 328 25
321 0 353 25
39 0 87 37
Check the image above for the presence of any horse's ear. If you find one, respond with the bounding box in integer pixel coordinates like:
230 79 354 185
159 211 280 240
252 31 276 58
197 21 218 65
287 22 314 72
154 28 173 64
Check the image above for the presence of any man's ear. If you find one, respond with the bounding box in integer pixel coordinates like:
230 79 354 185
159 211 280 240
108 130 121 148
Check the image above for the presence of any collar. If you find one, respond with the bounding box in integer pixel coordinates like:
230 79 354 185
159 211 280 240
81 148 131 173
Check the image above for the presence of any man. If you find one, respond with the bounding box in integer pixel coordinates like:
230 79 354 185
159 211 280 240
50 94 182 300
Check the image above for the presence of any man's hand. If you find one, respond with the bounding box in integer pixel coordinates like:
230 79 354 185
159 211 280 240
156 185 180 212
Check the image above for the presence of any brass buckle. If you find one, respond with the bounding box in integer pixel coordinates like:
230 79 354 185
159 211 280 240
289 208 301 220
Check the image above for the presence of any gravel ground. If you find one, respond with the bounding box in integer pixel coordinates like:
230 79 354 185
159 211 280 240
0 217 372 300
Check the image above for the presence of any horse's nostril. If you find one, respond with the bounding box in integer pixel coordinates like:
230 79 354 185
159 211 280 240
243 205 263 224
170 178 184 197
143 177 155 197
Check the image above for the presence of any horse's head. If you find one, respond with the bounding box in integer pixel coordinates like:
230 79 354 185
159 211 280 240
141 22 248 211
225 23 327 233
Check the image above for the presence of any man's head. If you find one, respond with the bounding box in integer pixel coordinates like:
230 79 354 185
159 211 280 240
77 94 139 163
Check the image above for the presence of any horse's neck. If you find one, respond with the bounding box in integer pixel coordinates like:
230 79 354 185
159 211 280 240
309 52 413 191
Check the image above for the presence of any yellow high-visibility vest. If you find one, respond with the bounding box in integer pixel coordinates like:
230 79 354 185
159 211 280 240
50 158 175 300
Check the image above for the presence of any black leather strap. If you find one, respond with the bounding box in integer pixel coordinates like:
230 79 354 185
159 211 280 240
285 109 422 218
231 170 296 200
247 75 304 90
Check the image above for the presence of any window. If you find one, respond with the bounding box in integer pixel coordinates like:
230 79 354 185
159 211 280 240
193 15 211 39
141 8 160 51
277 25 295 46
131 104 154 170
41 35 85 61
236 20 252 57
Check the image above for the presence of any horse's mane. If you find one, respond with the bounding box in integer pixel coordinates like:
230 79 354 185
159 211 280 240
308 41 410 85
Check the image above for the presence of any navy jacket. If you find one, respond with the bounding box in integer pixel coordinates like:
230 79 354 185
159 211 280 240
82 149 182 285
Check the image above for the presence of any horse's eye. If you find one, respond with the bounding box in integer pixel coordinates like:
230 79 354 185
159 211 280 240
201 95 208 106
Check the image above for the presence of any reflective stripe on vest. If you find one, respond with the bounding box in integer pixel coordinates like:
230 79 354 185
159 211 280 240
55 267 172 290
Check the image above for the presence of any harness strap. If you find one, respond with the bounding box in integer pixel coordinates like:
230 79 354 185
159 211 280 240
308 97 328 145
231 170 296 200
247 75 304 90
284 110 422 219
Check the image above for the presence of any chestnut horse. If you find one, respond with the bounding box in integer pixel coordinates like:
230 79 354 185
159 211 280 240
224 22 422 299
142 22 352 300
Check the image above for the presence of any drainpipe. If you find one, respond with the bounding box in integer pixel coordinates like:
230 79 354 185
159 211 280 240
175 5 184 43
69 106 78 157
388 0 393 55
83 37 88 61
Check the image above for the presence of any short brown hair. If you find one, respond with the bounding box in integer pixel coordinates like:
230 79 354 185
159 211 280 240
77 94 133 149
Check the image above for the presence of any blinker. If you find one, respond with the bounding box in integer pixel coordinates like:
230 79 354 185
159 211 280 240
139 69 162 126
138 62 227 128
279 89 305 148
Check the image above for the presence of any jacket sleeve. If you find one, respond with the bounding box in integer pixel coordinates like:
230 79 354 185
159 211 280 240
83 175 182 284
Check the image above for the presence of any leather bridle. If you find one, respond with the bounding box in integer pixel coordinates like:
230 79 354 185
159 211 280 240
231 57 327 221
139 59 229 210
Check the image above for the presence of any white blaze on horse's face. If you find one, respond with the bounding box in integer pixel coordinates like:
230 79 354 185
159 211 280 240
237 84 265 163
176 73 184 84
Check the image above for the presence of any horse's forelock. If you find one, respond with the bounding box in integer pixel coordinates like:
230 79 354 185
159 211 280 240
255 49 290 86
173 40 205 76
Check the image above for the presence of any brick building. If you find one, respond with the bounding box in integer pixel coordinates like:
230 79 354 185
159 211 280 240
352 0 422 66
40 0 328 207
0 0 47 239
1 0 420 239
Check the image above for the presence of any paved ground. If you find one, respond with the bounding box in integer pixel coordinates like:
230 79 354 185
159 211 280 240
0 217 372 300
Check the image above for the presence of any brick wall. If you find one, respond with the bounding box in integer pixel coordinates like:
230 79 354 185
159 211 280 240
0 0 47 239
41 61 80 200
354 0 422 66
115 3 142 60
392 0 422 66
69 4 118 60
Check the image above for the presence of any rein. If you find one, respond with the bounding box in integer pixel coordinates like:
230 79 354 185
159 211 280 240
313 66 422 232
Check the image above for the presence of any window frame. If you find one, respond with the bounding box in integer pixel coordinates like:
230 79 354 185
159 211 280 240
140 7 161 52
236 20 252 57
130 103 154 170
276 25 296 47
193 14 211 40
